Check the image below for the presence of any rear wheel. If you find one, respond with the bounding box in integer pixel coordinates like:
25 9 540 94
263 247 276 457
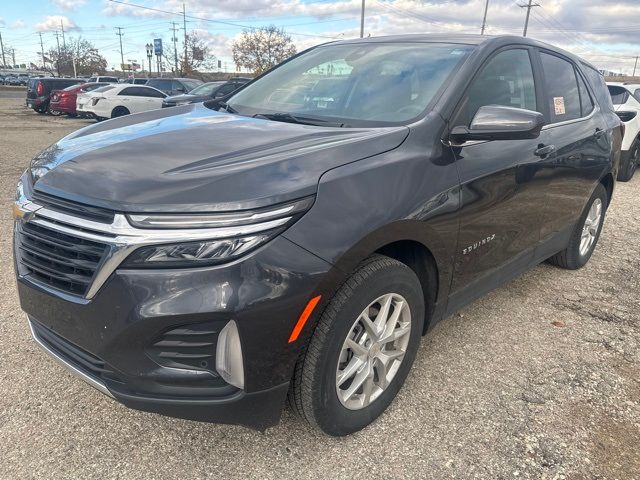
34 105 47 114
47 106 63 116
111 106 130 118
617 141 638 182
289 254 424 436
548 183 607 270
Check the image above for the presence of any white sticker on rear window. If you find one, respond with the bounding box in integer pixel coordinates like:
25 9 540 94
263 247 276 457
553 96 566 115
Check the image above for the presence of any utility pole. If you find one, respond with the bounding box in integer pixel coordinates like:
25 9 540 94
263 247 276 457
633 56 639 77
60 19 66 48
116 27 125 77
520 0 540 37
360 0 365 38
171 22 179 74
480 0 490 35
183 2 188 74
0 30 6 69
53 31 61 76
38 32 45 69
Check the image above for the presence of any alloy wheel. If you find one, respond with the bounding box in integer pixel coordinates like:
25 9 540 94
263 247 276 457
579 198 602 256
336 293 411 410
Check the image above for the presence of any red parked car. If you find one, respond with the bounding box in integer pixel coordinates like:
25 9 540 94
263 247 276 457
49 82 109 116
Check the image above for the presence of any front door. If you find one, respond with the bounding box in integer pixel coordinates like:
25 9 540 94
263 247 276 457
446 47 547 311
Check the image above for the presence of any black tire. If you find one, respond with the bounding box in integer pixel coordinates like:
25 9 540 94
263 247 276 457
548 183 607 270
289 254 425 436
47 106 63 116
34 106 47 114
111 106 130 118
617 141 638 182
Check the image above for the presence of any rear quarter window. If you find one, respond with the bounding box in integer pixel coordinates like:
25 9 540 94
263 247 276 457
582 65 614 111
607 85 630 105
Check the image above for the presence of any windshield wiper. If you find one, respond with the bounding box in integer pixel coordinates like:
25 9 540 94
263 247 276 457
217 101 238 114
253 112 344 127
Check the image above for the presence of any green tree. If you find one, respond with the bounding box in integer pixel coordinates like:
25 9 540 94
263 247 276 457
232 26 296 75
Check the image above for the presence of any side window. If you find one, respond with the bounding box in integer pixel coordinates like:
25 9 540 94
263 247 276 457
217 84 237 96
457 49 537 127
151 79 172 92
576 71 594 116
540 52 581 123
171 80 185 92
119 87 138 96
141 87 165 98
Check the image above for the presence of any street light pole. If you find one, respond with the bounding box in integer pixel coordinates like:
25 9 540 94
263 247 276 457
360 0 365 38
146 43 153 76
633 56 639 77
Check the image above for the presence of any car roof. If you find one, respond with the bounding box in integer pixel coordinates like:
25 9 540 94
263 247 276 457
325 34 599 72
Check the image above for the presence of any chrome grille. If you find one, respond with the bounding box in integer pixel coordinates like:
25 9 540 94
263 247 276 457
16 221 108 296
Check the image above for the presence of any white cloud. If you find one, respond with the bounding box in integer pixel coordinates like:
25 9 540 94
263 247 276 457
101 0 640 74
34 15 79 32
11 19 26 29
53 0 88 10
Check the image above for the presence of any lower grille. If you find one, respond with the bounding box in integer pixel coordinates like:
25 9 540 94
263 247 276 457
147 323 220 373
16 221 108 296
30 319 111 378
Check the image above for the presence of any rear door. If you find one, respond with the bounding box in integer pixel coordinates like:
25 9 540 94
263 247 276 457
447 47 547 308
532 50 611 256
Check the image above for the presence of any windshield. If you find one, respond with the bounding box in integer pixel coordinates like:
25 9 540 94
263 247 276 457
226 42 474 125
93 85 116 93
190 82 224 96
183 80 203 91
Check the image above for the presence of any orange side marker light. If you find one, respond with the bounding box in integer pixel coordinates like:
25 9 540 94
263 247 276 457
288 295 322 343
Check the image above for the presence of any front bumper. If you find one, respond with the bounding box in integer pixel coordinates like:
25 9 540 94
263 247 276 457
17 222 331 430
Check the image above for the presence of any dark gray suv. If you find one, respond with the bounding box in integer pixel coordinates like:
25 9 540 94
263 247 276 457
14 35 621 436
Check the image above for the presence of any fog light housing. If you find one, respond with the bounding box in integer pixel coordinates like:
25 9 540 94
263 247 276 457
216 320 244 389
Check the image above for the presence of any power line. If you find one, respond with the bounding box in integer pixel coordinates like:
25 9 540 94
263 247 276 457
104 0 340 39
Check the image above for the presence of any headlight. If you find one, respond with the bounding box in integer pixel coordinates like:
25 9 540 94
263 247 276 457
122 234 271 268
122 196 314 268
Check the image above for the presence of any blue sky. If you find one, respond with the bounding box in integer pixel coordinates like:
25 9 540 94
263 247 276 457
1 0 640 74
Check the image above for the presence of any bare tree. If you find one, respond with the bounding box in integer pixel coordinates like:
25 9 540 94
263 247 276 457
47 38 107 76
165 32 216 76
232 26 296 75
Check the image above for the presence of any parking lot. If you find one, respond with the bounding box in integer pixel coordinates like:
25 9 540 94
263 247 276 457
0 92 638 479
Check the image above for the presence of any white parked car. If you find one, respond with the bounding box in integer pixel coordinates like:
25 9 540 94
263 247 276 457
606 82 640 181
79 84 167 121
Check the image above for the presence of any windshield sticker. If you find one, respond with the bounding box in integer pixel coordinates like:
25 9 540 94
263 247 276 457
554 96 566 115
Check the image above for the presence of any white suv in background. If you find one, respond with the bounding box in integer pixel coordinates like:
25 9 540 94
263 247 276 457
80 84 167 121
607 82 640 181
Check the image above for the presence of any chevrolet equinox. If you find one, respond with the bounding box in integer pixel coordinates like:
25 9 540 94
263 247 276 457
14 35 621 436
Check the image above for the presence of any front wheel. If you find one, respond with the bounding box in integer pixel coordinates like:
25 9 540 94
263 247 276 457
548 183 607 270
289 254 424 436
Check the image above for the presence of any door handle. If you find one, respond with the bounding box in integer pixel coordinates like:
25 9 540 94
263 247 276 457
534 144 556 157
594 128 606 138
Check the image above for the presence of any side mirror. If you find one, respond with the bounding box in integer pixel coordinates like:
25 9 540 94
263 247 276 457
450 105 545 142
175 87 186 93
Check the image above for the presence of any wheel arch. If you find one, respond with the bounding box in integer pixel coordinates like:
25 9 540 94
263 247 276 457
599 172 614 207
307 220 451 336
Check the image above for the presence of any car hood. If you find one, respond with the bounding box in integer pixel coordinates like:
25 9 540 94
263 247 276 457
31 104 410 212
164 93 202 103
